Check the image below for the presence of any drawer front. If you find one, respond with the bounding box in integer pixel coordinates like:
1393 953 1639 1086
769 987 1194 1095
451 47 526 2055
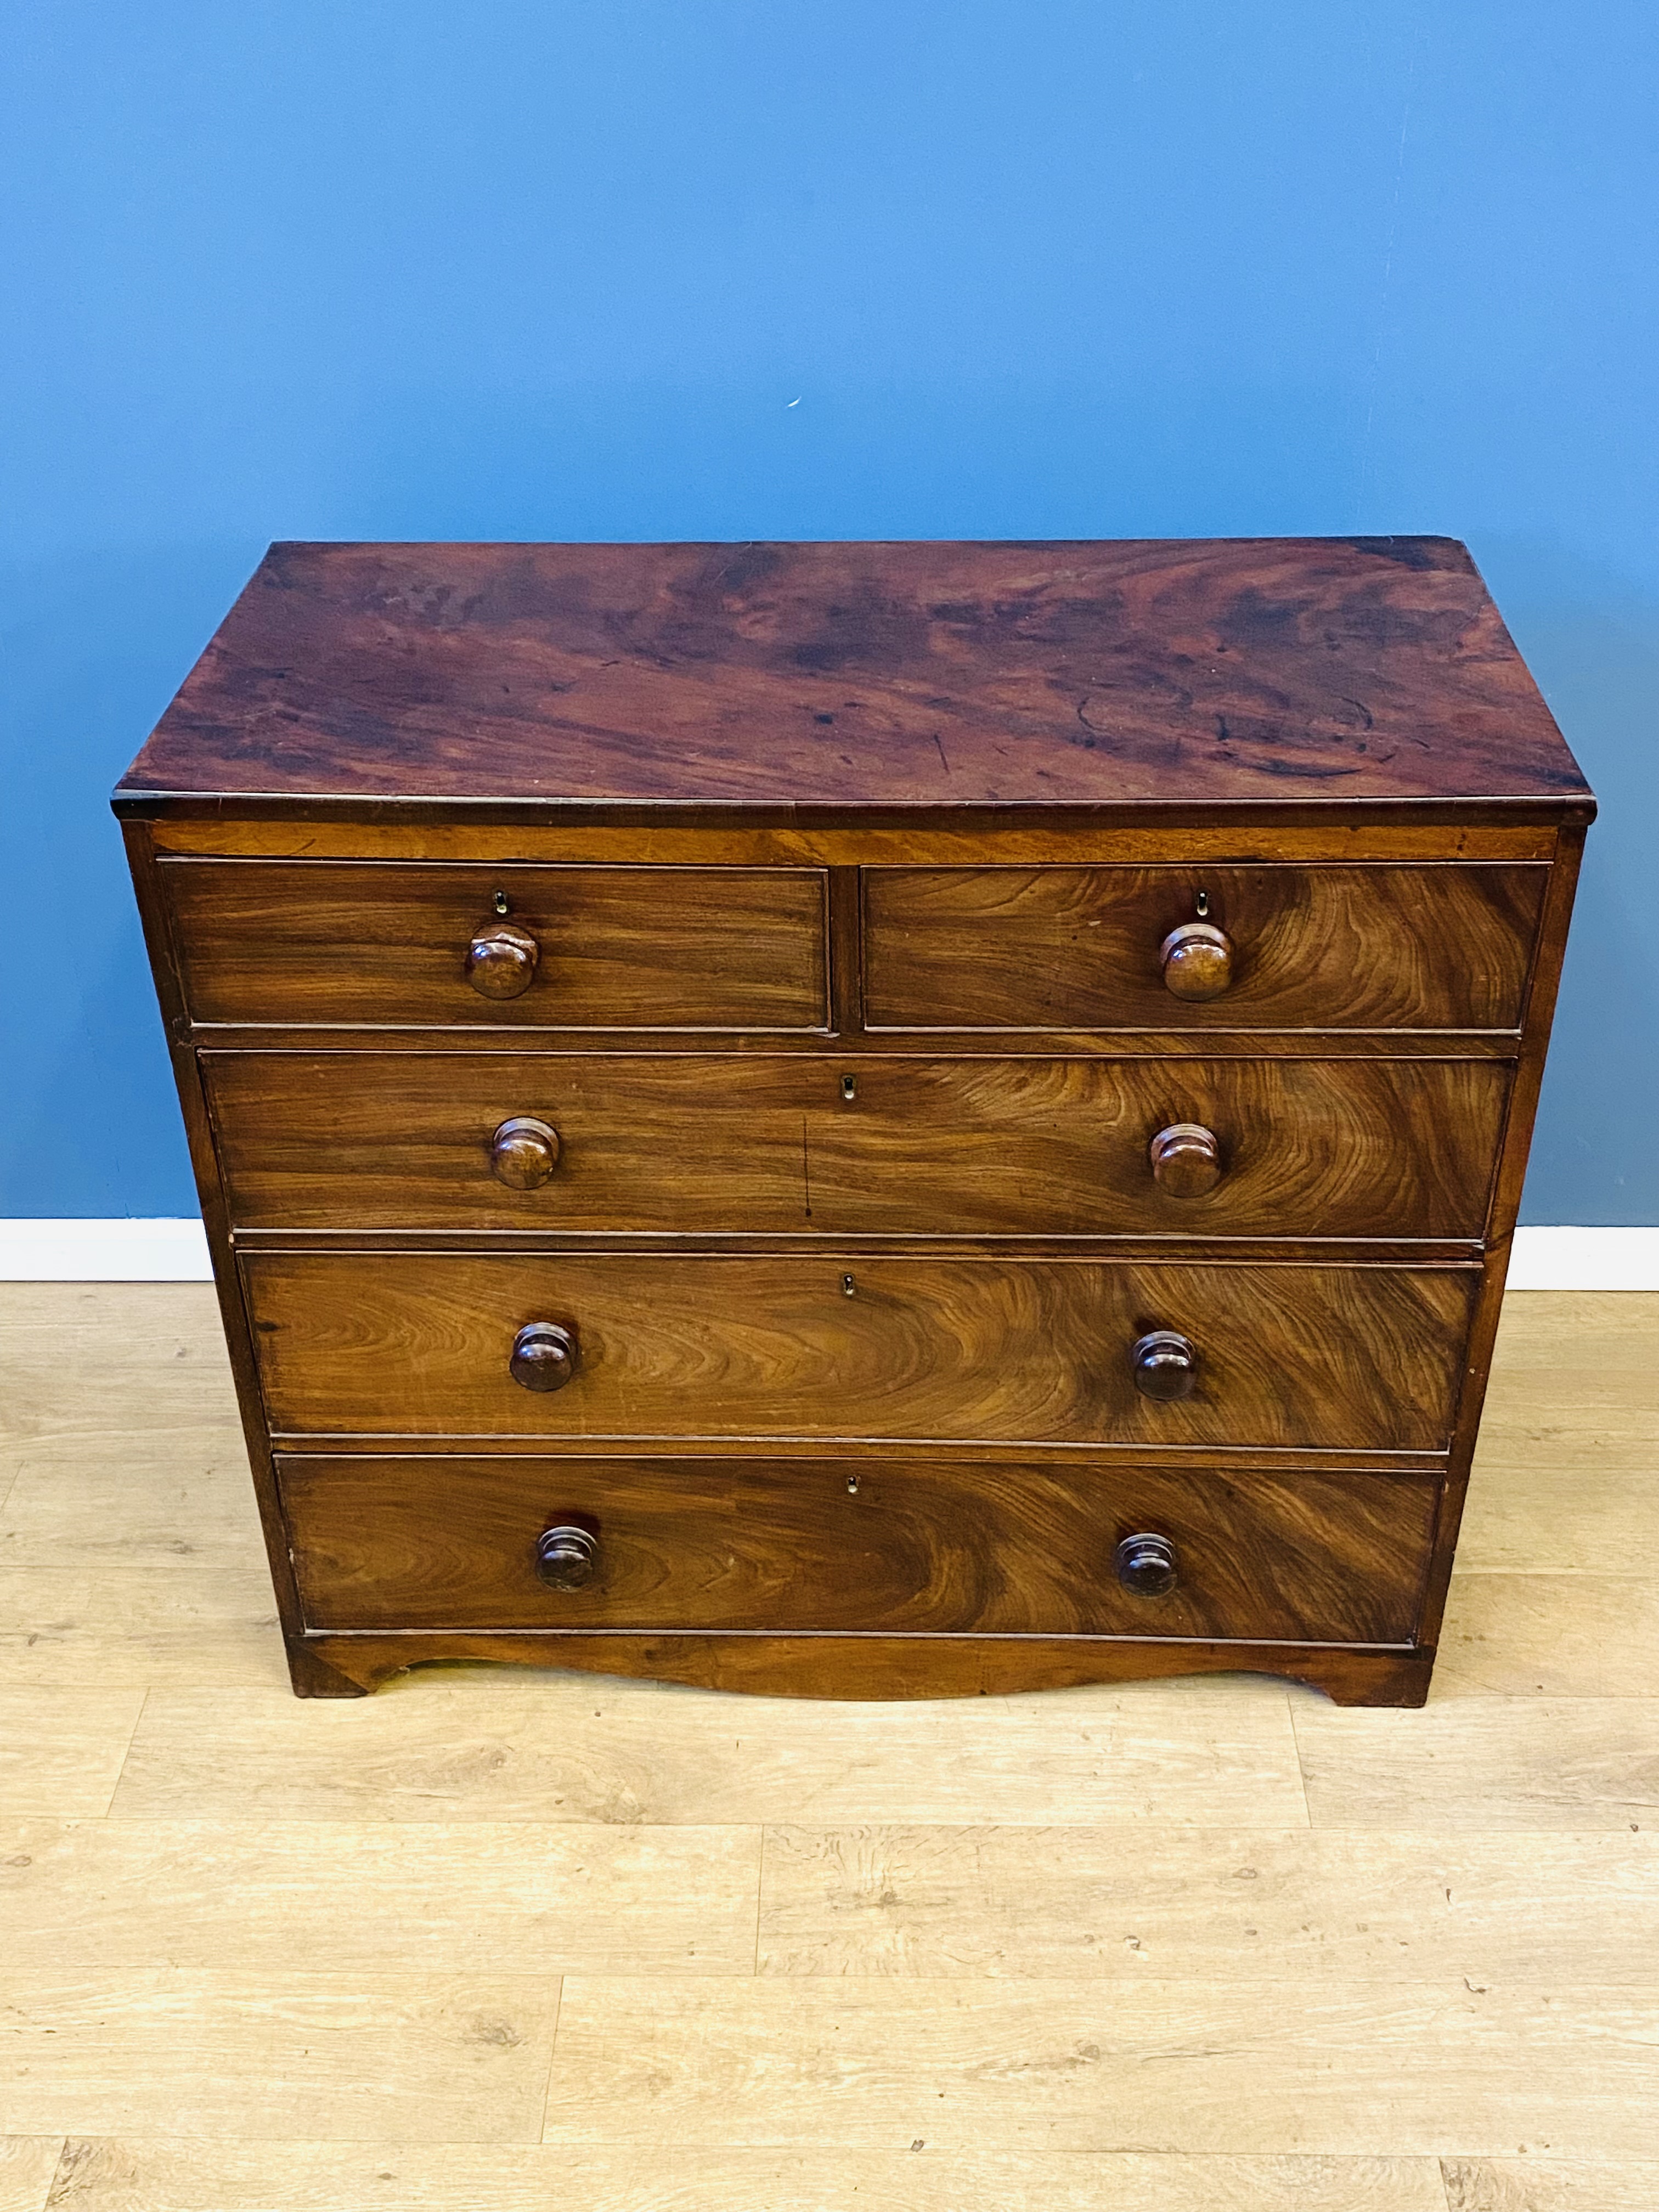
209 1052 1510 1240
243 1254 1477 1450
864 865 1547 1032
162 861 830 1030
280 1453 1440 1644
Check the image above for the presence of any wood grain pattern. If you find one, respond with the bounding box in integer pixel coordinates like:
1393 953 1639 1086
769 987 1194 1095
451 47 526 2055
162 861 830 1030
112 539 1591 815
27 2142 1458 2212
864 865 1546 1032
147 814 1563 860
0 1437 264 1572
0 1819 760 1977
1292 1696 1659 1830
5 1284 1655 2187
1460 1455 1659 1578
1407 830 1591 1653
115 822 319 1672
1441 2159 1659 2210
108 540 1594 1713
537 1976 1659 2151
0 1971 561 2141
0 2138 59 2212
286 1632 1432 1704
241 1252 1478 1451
206 1051 1511 1242
0 1691 146 1820
109 1673 1310 1826
189 1023 1527 1066
0 1564 281 1689
277 1454 1439 1644
755 1826 1659 1982
1434 1574 1659 1699
0 1284 236 1452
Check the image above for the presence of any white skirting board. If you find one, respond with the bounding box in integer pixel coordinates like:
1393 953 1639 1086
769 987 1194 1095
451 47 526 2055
0 1218 1654 1288
1503 1227 1659 1291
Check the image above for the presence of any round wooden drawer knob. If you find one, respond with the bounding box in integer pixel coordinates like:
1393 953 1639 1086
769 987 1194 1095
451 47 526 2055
536 1523 599 1590
1115 1532 1178 1596
1132 1329 1198 1401
491 1116 562 1189
1160 921 1234 1001
466 920 540 1000
1148 1122 1222 1198
510 1321 578 1392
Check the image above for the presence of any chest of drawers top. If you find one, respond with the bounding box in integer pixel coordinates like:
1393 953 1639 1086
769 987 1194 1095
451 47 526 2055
115 536 1590 827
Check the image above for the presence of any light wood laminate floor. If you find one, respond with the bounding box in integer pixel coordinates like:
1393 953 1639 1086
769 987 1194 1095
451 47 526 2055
1 1284 1655 2212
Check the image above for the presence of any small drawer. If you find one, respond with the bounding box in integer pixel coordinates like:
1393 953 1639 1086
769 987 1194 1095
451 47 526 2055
207 1051 1510 1241
863 864 1548 1032
278 1452 1441 1645
161 860 830 1031
242 1252 1478 1451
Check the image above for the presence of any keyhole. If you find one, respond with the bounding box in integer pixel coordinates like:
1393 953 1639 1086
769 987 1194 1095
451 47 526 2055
493 889 510 916
842 1273 857 1297
846 1474 860 1494
1195 889 1210 918
840 1074 857 1102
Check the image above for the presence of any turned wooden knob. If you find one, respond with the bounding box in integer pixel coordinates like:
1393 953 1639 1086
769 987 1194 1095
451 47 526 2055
1160 920 1234 1001
491 1116 561 1189
510 1321 578 1392
536 1523 599 1589
1115 1532 1178 1596
1148 1122 1222 1198
1132 1329 1198 1401
466 920 539 1000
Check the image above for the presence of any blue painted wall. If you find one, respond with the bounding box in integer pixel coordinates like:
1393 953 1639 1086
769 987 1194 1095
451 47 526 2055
2 2 1654 1220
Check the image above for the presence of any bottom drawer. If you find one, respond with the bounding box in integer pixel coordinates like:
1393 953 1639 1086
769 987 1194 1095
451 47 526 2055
278 1455 1441 1646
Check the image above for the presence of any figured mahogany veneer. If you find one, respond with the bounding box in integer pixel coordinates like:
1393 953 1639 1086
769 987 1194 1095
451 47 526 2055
242 1251 1476 1452
113 538 1592 814
162 861 830 1031
114 537 1593 1706
278 1454 1442 1645
864 865 1547 1033
203 1052 1511 1242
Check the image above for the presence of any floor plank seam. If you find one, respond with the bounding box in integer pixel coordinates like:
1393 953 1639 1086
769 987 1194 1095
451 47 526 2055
751 1826 768 1977
536 1976 564 2146
38 2134 75 2212
1284 1686 1316 1830
99 1688 150 1821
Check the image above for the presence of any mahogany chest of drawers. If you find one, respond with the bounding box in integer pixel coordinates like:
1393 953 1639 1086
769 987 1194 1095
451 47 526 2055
114 537 1594 1705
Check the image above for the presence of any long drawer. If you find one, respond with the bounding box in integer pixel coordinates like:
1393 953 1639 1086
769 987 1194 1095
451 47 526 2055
242 1253 1477 1449
279 1453 1442 1644
864 864 1548 1032
207 1051 1509 1240
162 860 830 1030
